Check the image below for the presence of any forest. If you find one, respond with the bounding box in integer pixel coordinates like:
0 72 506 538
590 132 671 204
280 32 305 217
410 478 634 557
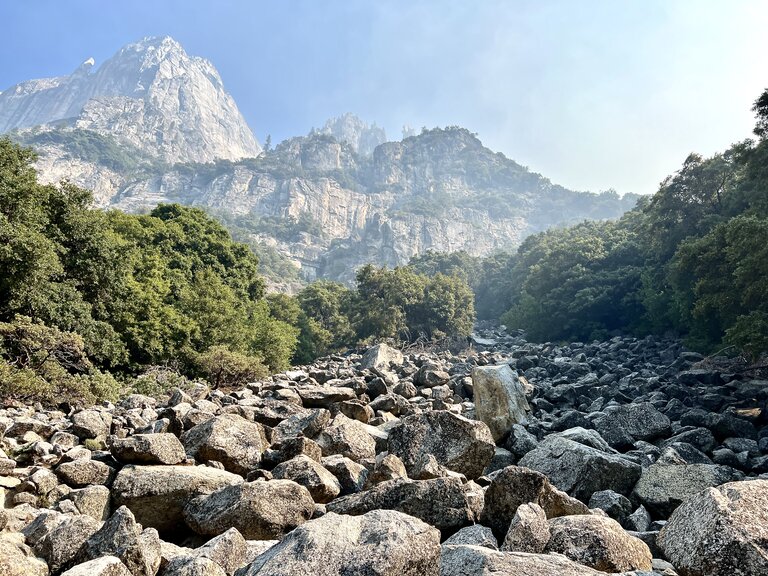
1 90 767 404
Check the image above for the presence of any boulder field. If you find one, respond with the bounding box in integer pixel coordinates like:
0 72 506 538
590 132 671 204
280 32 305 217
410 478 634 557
1 326 767 575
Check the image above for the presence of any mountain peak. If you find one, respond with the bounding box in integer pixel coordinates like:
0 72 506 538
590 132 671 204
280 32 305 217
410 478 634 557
313 113 387 156
0 37 260 163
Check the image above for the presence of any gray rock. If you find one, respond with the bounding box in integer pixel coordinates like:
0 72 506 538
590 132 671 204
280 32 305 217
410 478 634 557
296 385 356 408
443 525 498 550
183 479 314 540
366 452 408 487
60 556 132 576
632 463 743 518
471 364 530 442
545 515 653 572
625 505 652 532
503 424 538 459
588 489 633 524
327 477 476 534
238 510 440 576
321 454 368 495
111 464 242 535
0 532 49 576
360 344 404 371
480 465 588 539
595 402 671 445
181 414 267 475
271 455 341 503
71 409 112 440
63 485 111 521
194 528 248 575
34 515 102 574
163 556 227 576
316 413 376 462
110 433 186 465
56 459 116 487
77 505 161 576
501 502 550 553
439 544 606 576
658 479 768 576
388 411 495 480
518 436 642 502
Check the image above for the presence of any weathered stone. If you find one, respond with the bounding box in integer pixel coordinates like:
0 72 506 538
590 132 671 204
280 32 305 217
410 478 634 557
327 477 476 534
71 410 112 440
658 479 768 576
388 411 494 479
518 436 641 502
443 525 498 550
163 556 226 576
181 414 267 475
480 465 588 539
366 452 408 486
271 455 341 503
194 528 248 575
0 532 48 576
440 545 606 576
471 364 530 442
501 502 550 553
588 489 633 524
56 459 116 487
317 413 376 462
62 485 111 521
632 463 743 518
296 385 356 408
321 454 368 495
111 464 242 535
271 409 330 443
77 505 160 576
183 479 314 540
61 556 132 576
545 515 653 572
110 433 186 465
34 515 102 574
360 344 404 371
239 510 440 576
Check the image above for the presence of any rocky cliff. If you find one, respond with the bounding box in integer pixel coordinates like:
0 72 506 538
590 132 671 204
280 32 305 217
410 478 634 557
2 38 637 285
1 36 261 164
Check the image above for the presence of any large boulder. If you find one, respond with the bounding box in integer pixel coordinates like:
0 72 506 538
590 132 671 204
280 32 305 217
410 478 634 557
317 413 376 462
471 364 530 442
593 402 671 449
658 479 768 575
183 480 314 540
518 436 641 502
111 464 242 535
181 414 268 475
545 515 653 572
0 532 48 576
327 477 477 534
501 503 550 553
632 463 743 518
439 545 606 576
33 515 102 574
238 510 440 576
387 411 495 479
480 466 588 540
77 505 161 576
110 433 186 465
360 343 404 371
271 455 341 503
61 557 132 576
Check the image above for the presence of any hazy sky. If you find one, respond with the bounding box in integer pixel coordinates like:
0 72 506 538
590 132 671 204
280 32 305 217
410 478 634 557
2 1 766 195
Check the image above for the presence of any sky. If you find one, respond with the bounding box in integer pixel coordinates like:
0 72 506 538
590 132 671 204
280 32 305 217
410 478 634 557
1 1 766 195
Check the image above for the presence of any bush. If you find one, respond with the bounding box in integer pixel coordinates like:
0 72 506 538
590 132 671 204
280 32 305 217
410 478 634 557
195 345 268 388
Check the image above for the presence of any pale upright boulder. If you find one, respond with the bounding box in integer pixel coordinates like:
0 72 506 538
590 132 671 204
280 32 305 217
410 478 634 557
239 510 440 575
658 479 768 576
471 364 529 442
360 343 404 371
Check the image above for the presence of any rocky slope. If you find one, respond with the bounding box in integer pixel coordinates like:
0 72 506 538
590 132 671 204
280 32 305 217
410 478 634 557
1 326 767 575
2 36 261 164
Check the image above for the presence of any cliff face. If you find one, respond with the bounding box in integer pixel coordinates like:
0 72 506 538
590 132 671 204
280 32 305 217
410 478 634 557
1 38 637 285
1 36 260 164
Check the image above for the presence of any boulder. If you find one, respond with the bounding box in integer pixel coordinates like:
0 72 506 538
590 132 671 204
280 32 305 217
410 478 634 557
183 480 314 540
360 344 404 371
0 532 48 576
62 485 111 521
593 402 671 449
658 479 768 576
271 455 341 503
440 545 606 576
238 510 440 576
77 505 160 576
443 525 498 549
545 515 653 572
317 413 376 462
111 464 242 535
327 477 476 534
588 490 633 524
71 409 111 440
296 385 357 408
110 433 186 465
163 556 226 576
518 436 641 502
34 515 102 574
181 414 267 475
56 459 116 487
480 465 588 539
61 557 132 576
632 463 743 518
387 411 495 479
194 528 248 575
471 364 530 441
501 502 550 553
321 454 368 495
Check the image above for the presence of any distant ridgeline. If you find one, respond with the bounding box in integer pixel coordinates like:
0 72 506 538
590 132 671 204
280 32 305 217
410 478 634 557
0 36 637 290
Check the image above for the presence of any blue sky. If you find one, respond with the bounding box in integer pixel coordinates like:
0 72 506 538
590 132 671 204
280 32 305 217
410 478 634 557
2 1 766 195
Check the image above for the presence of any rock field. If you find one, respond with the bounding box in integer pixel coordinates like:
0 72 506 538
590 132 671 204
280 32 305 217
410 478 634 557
1 325 767 575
